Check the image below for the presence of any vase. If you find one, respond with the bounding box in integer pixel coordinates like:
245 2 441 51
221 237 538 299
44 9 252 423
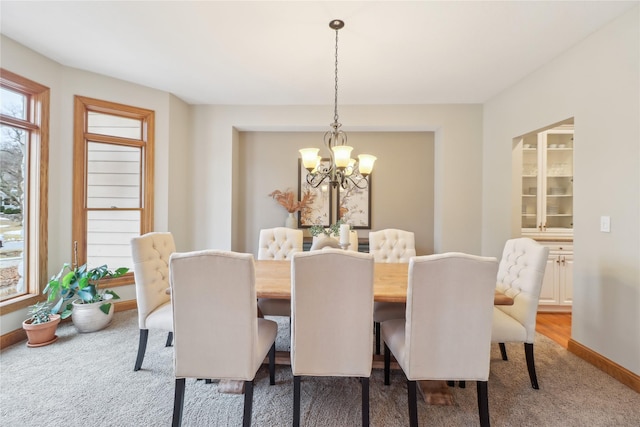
285 212 297 229
71 298 115 333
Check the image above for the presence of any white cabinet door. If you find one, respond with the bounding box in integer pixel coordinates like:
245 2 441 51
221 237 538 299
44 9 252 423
560 255 573 305
539 257 559 305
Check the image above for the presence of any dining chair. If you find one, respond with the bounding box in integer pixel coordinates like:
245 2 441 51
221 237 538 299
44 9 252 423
381 253 498 427
492 237 549 389
291 249 374 426
369 228 416 355
256 227 303 318
131 231 175 371
169 249 277 427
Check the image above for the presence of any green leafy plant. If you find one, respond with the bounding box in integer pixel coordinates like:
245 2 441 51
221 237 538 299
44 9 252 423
26 301 55 324
309 219 350 237
44 263 129 319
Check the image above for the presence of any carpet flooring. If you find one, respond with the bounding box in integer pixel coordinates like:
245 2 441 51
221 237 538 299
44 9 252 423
1 310 639 426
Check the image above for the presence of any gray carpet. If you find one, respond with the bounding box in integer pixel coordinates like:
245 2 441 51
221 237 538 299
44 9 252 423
1 310 639 426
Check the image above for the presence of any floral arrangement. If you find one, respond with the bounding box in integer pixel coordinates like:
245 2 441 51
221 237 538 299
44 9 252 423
309 219 350 237
269 189 315 213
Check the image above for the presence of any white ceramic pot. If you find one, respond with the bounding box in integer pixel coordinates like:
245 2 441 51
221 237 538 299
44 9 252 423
71 297 115 333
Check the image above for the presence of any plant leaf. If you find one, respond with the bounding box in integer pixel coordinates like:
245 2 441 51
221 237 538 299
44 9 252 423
99 303 111 315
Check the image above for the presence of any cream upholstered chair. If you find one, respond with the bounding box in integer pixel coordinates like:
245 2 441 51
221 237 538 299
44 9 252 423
492 237 549 389
131 231 175 371
369 228 416 354
170 250 277 427
291 249 374 426
256 227 303 318
381 253 498 427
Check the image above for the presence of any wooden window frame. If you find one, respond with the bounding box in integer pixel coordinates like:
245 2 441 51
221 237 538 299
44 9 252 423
0 69 50 314
73 96 154 287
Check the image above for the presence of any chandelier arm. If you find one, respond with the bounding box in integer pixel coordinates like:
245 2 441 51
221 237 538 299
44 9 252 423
345 174 370 190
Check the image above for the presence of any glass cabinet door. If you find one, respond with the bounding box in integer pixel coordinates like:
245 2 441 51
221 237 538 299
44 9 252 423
521 127 573 235
521 134 539 231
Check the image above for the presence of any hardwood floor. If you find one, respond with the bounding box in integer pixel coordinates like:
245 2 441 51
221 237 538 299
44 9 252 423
536 312 571 349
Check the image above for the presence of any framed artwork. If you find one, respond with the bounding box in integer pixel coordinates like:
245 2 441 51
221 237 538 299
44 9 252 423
298 159 332 227
337 176 371 228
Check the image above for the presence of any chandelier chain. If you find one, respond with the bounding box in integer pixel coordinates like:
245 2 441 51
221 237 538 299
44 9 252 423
333 27 340 125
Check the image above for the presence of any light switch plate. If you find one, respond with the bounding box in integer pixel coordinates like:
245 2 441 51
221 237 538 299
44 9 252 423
600 216 611 232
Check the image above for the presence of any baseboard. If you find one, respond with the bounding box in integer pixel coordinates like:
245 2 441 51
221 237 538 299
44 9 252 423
1 300 138 350
568 338 640 393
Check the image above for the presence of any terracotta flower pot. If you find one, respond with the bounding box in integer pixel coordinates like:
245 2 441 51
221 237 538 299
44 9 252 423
22 314 60 347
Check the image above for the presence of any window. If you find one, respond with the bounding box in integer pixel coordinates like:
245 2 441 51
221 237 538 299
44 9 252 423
0 69 49 312
73 96 154 286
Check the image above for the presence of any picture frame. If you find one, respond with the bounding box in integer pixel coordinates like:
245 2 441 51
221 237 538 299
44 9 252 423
298 159 332 227
336 176 371 228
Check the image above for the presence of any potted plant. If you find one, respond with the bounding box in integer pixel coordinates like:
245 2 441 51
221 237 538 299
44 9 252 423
22 301 61 347
269 189 315 228
45 263 129 333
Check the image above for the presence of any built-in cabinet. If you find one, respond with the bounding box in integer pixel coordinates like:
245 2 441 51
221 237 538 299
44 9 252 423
521 128 574 236
517 123 574 312
538 242 573 312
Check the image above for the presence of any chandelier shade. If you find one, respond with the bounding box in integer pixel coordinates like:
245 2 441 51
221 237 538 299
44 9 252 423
299 19 376 190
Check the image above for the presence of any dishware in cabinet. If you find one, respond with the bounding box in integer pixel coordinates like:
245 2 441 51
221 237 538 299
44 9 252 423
521 127 574 237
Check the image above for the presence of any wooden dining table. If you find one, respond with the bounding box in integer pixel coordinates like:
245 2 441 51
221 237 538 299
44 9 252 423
243 259 513 405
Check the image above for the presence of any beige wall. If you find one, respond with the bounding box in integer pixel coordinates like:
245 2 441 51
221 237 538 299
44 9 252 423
237 131 434 256
190 104 483 255
0 35 179 334
482 7 639 374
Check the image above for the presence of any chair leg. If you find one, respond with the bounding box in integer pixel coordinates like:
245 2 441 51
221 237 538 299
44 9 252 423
361 377 370 427
172 378 186 427
166 331 173 347
458 380 466 388
407 379 418 427
476 380 490 427
524 343 539 389
243 380 253 427
375 322 381 355
269 342 276 385
293 376 301 427
498 342 508 361
384 343 391 385
134 329 149 371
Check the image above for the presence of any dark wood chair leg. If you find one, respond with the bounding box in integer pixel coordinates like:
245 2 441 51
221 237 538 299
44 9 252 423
165 331 173 347
134 329 149 371
407 379 418 427
293 376 301 427
499 342 508 360
243 380 253 427
172 378 185 427
524 342 539 389
361 377 370 427
447 380 455 387
384 343 391 385
477 380 490 427
458 380 466 388
375 322 381 355
269 342 276 385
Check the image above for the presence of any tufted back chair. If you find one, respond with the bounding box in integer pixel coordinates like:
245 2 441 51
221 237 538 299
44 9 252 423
258 227 303 260
257 227 303 319
369 229 416 263
290 249 374 426
494 237 549 342
131 231 176 371
492 237 549 390
169 249 277 426
381 253 498 427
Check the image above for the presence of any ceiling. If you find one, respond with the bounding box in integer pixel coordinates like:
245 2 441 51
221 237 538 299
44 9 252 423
1 1 636 105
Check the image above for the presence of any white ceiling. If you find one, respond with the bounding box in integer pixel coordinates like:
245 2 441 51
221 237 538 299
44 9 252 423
1 1 637 105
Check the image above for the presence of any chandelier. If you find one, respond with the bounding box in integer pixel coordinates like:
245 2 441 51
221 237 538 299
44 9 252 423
299 19 376 190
